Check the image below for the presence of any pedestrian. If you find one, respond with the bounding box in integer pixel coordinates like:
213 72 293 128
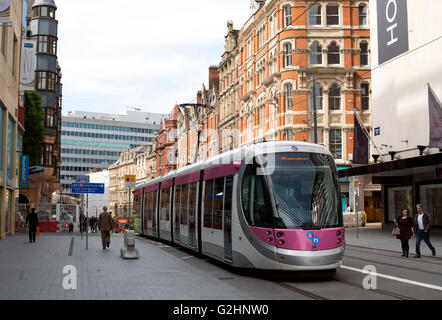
26 208 39 243
89 216 96 233
66 212 74 233
79 213 85 233
393 208 413 258
413 204 436 258
98 206 116 250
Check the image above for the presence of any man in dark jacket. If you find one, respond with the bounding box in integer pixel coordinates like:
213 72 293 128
26 208 39 243
413 204 436 258
98 206 116 250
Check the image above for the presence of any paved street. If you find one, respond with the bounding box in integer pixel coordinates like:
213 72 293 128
0 226 441 301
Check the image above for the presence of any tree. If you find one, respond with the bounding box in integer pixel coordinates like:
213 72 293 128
23 92 45 167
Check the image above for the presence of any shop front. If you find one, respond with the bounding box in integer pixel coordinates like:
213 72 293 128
339 153 442 231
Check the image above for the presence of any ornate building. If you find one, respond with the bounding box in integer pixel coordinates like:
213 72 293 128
221 0 371 167
155 106 178 177
109 145 147 217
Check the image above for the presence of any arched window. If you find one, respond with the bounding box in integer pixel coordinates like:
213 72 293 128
284 6 292 27
359 4 368 26
327 42 340 65
285 83 293 111
328 83 341 110
312 84 323 110
284 43 292 67
310 42 322 65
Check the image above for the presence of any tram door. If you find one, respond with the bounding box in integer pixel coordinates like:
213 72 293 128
224 176 233 261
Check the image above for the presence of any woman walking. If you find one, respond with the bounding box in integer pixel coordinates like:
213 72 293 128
394 208 414 257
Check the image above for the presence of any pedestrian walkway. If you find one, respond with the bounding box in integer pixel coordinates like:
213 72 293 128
345 223 442 258
0 233 265 300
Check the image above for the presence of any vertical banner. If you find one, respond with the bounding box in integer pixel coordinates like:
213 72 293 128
353 114 369 164
19 154 29 188
428 84 442 149
376 0 409 65
20 39 37 92
0 0 10 23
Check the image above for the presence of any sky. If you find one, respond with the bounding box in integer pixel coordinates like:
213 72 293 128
56 0 255 116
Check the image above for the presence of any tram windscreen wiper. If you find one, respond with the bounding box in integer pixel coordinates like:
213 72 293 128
276 203 309 230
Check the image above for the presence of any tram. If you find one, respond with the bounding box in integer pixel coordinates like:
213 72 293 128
132 141 345 271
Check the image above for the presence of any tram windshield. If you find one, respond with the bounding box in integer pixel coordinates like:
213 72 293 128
258 152 342 230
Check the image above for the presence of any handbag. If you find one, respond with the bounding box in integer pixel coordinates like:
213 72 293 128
392 227 400 236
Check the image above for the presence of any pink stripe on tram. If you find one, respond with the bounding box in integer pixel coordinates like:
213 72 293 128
161 179 174 189
203 161 242 180
175 171 200 186
145 184 159 192
133 188 144 195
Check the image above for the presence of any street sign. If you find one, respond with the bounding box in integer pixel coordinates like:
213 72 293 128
72 183 105 194
125 175 136 188
58 185 64 193
19 155 29 188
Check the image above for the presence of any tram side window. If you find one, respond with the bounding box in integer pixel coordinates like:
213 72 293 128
188 183 197 227
242 166 274 228
174 184 182 225
146 192 153 221
133 194 142 231
181 184 189 225
204 180 214 228
143 193 151 230
152 190 158 228
160 187 170 221
224 176 233 216
212 177 224 230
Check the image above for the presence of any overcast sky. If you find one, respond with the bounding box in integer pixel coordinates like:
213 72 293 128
56 0 254 116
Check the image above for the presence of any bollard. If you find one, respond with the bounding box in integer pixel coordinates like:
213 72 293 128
121 230 139 259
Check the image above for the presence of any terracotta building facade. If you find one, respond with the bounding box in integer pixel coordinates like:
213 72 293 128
218 0 371 167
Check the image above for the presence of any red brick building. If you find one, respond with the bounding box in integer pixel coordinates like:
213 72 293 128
218 0 371 166
155 106 178 176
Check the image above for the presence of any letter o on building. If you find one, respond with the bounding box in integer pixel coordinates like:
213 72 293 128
386 0 397 23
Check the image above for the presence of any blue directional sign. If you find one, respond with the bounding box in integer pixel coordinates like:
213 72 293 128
72 183 105 194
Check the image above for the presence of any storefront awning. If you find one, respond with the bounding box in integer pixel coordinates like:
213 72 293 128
338 153 442 179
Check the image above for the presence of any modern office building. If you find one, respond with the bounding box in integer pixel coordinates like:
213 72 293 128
60 109 167 194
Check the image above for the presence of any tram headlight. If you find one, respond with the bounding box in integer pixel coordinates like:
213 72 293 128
278 240 285 246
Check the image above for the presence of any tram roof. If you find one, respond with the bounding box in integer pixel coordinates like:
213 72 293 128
134 141 331 190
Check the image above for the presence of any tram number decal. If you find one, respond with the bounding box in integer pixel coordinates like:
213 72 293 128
306 232 320 246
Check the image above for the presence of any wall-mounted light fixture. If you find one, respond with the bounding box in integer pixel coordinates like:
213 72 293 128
388 151 397 161
417 145 427 156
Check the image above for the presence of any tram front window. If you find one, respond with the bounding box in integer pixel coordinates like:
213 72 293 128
258 152 341 230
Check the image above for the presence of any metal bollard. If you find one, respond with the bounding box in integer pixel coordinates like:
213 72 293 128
121 230 139 259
